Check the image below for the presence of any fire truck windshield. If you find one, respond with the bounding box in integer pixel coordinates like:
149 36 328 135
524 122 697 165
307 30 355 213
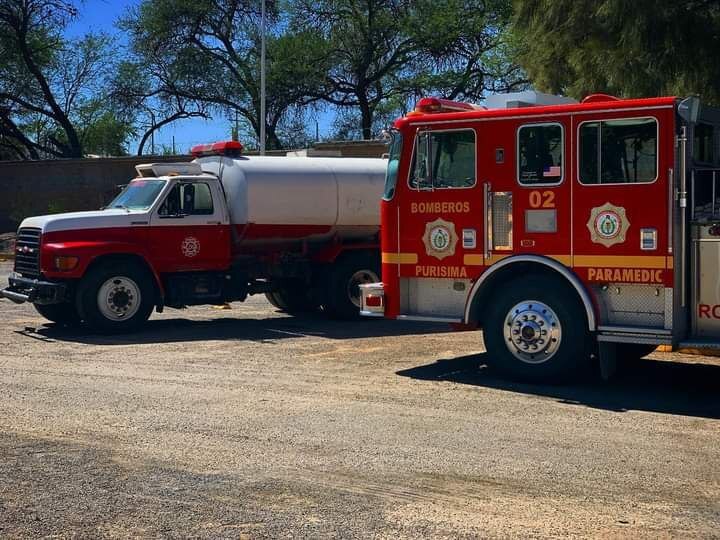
108 179 167 210
382 131 402 200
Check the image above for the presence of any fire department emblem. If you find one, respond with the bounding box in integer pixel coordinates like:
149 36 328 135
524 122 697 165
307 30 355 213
587 203 630 247
423 218 458 260
181 236 201 258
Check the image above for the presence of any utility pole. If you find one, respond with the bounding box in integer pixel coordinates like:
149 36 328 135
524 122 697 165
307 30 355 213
259 0 266 155
150 110 156 155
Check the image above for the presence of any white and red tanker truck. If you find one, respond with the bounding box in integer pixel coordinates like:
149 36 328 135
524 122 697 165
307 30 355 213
0 141 387 332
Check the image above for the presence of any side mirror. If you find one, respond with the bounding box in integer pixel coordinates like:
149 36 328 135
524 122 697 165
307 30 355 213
678 96 701 124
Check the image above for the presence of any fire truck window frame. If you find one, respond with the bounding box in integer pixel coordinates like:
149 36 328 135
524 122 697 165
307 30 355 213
408 128 476 190
158 182 215 217
517 122 564 186
578 117 658 185
382 130 403 200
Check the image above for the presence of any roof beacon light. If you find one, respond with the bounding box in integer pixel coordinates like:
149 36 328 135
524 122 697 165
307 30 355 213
191 140 244 158
412 97 484 115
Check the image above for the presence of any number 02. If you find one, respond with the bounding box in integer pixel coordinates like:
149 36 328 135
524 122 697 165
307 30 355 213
529 190 555 208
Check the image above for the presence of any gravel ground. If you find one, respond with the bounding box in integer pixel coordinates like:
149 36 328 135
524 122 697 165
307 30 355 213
0 259 719 538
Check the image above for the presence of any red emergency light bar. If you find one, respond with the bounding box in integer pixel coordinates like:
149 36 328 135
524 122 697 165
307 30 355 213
190 140 244 158
411 97 484 115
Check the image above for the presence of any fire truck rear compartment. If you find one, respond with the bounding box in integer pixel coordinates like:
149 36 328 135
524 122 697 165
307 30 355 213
689 167 720 341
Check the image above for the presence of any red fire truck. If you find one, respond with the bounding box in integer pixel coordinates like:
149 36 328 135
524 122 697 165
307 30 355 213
360 91 720 381
1 143 386 332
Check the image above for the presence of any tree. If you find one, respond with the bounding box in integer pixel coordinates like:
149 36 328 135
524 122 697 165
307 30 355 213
0 0 132 159
112 58 210 156
291 0 525 139
513 0 720 103
123 0 330 150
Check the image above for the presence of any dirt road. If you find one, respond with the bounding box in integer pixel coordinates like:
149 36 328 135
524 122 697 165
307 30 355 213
0 260 718 538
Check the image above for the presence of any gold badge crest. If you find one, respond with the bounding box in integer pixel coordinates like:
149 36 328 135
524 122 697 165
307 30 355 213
587 202 630 247
422 218 458 260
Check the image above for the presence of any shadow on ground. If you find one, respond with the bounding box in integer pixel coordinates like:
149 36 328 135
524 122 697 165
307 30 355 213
397 353 720 419
15 311 453 346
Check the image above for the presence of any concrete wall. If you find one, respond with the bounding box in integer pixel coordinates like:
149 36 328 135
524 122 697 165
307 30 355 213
0 155 190 233
0 141 387 233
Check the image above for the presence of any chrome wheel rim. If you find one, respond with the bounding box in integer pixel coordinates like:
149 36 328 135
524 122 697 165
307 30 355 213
347 269 379 308
97 276 141 321
503 300 561 364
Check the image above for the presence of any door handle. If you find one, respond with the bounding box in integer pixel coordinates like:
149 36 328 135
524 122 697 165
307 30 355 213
206 221 221 225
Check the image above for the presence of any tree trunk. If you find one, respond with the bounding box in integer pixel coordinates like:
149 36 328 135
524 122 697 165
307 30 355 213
266 128 282 151
358 94 373 140
16 29 83 158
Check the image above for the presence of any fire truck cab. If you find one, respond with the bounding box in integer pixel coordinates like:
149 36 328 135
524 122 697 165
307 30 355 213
362 91 720 381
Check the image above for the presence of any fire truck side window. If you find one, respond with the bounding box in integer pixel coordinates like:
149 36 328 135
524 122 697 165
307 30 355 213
579 118 658 184
409 129 476 189
518 124 563 185
159 182 214 216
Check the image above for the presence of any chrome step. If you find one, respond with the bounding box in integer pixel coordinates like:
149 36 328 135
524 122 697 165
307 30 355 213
678 339 720 350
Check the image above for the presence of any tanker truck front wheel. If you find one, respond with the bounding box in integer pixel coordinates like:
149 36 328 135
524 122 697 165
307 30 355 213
34 302 81 326
75 261 155 333
323 253 379 320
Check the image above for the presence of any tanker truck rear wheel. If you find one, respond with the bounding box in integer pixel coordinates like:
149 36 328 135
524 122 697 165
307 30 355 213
323 253 379 320
265 284 320 314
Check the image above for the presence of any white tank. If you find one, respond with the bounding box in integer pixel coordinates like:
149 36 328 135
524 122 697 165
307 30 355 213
196 155 387 246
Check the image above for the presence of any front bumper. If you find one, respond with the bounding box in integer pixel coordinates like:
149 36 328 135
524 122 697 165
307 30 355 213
0 273 69 305
359 282 385 317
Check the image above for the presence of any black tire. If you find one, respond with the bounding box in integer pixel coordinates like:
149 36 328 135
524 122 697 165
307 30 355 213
617 343 656 361
265 284 319 314
34 302 81 326
264 291 286 310
482 275 592 383
75 261 155 333
323 252 380 320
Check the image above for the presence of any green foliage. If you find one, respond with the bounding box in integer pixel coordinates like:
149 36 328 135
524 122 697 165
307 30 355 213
123 0 330 150
513 0 720 103
0 1 133 159
291 0 525 139
80 111 134 156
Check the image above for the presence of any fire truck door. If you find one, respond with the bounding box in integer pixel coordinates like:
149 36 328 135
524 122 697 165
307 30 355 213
572 114 671 304
504 120 571 262
149 179 231 273
397 128 481 318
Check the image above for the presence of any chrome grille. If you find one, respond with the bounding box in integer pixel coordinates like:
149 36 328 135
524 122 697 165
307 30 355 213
14 227 41 277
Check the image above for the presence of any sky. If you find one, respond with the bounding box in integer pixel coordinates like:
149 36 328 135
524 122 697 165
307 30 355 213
65 0 330 155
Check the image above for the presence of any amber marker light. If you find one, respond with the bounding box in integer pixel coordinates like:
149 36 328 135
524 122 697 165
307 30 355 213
54 256 79 271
